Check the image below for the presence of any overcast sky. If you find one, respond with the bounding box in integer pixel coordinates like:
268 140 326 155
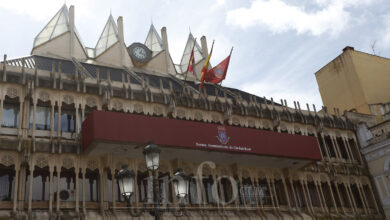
1 0 390 109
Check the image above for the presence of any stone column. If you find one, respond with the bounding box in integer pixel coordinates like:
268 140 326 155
359 184 371 214
353 138 364 164
13 165 20 212
334 182 346 213
320 134 331 159
343 137 354 161
331 136 342 160
32 100 37 138
50 104 55 137
17 101 23 136
345 183 356 212
75 105 79 136
28 165 34 212
81 106 85 122
289 179 299 209
56 166 61 212
49 166 54 213
356 183 368 214
367 183 379 213
281 177 291 208
270 179 280 208
57 104 61 137
314 181 325 213
99 169 105 215
327 181 338 213
75 167 79 213
318 182 328 213
82 168 86 213
111 168 116 211
0 99 4 125
303 181 314 213
251 177 260 208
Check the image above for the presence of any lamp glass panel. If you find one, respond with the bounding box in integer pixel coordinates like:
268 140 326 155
122 176 134 197
118 178 124 195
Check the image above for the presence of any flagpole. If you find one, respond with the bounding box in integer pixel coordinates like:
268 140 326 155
185 38 197 81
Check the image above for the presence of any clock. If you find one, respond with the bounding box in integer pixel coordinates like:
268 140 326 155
128 43 152 65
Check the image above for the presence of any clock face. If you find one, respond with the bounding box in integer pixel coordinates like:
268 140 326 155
128 43 152 64
132 46 147 59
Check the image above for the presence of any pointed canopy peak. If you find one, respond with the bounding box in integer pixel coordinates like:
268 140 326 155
145 24 163 56
33 4 70 48
95 14 119 56
178 33 205 73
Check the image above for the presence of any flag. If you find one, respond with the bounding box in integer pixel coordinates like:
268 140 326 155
187 47 195 74
204 54 231 84
200 41 214 89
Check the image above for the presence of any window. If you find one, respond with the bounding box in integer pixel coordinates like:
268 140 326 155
258 178 272 206
307 181 320 207
0 164 15 201
54 104 76 133
317 135 327 158
1 99 20 128
188 177 200 204
29 101 51 130
85 169 99 202
337 137 349 159
324 136 336 158
138 171 150 203
32 166 50 201
275 179 288 206
241 178 256 206
158 172 172 204
203 176 216 204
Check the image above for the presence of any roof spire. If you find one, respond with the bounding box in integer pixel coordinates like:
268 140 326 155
95 14 119 56
145 23 163 56
33 4 70 48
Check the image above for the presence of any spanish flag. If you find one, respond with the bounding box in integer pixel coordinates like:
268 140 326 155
200 40 214 89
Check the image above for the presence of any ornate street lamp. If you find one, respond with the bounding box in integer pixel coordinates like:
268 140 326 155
116 143 188 219
116 165 135 199
143 142 161 171
173 168 190 200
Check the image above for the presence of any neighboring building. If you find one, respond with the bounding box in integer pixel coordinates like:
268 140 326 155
316 46 390 120
316 47 390 218
0 5 383 219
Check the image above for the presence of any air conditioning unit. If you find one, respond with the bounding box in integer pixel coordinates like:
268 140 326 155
58 189 75 201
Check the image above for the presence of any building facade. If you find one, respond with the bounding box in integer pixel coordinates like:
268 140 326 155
0 5 384 220
316 47 390 218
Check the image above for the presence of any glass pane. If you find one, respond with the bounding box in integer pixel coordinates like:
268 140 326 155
1 102 20 128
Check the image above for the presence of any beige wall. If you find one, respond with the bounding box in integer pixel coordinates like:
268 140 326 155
316 48 390 115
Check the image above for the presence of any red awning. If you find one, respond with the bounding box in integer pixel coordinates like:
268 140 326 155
82 111 321 162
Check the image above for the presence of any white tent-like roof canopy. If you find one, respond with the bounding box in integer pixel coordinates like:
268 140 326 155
145 24 163 56
33 5 70 48
95 15 120 57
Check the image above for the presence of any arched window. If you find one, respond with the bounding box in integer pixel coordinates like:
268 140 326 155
258 178 272 206
29 100 51 131
158 172 172 204
274 179 288 206
0 164 15 201
293 181 306 208
1 96 20 128
85 168 99 202
32 166 49 201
